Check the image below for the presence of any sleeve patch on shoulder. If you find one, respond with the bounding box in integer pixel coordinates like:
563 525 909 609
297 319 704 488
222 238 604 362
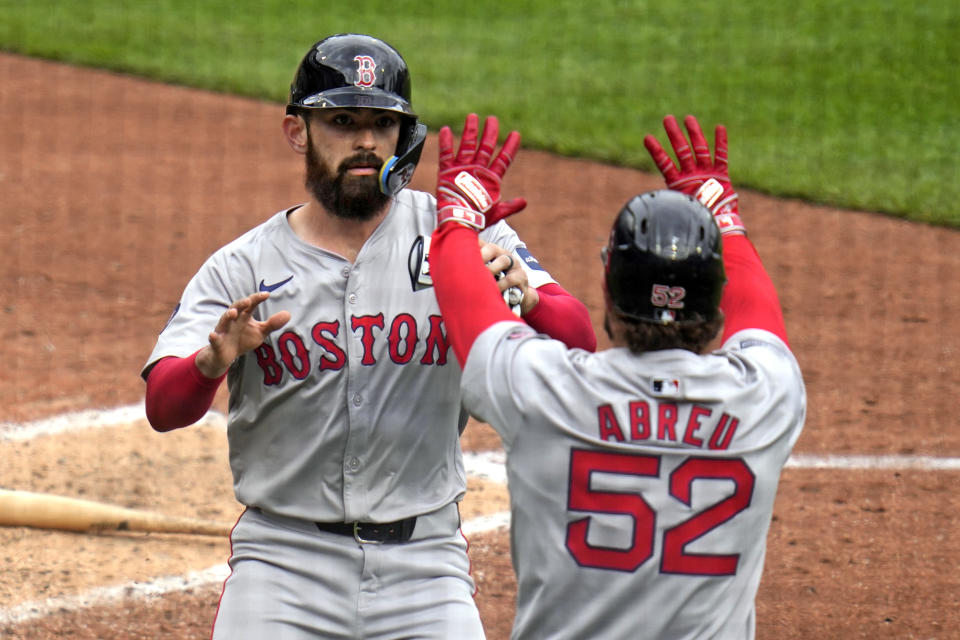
161 302 181 334
515 247 545 272
507 327 537 340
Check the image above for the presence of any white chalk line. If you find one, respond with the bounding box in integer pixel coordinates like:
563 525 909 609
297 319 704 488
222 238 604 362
0 512 515 626
0 405 225 441
2 405 959 625
784 453 960 470
0 511 513 625
0 565 230 626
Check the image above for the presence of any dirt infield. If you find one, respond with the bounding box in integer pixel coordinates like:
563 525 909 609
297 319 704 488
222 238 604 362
2 52 959 639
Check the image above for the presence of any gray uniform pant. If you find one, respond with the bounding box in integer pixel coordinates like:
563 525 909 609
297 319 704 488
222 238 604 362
211 502 484 639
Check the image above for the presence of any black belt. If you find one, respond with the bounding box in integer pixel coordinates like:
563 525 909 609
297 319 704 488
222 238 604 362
315 517 417 544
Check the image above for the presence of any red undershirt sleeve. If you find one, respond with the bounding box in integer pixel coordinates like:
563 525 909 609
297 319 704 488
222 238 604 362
523 282 597 352
431 223 521 366
144 349 226 432
719 234 789 346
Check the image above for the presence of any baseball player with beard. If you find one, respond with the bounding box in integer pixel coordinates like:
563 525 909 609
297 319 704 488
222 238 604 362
140 33 595 639
429 114 806 639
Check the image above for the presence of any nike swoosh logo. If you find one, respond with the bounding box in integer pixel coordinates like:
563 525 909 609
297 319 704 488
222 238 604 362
258 275 294 292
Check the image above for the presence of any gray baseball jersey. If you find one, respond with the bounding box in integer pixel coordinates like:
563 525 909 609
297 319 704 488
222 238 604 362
143 188 556 523
461 323 806 640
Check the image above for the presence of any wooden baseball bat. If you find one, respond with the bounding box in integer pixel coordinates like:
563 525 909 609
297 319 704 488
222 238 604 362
0 488 233 536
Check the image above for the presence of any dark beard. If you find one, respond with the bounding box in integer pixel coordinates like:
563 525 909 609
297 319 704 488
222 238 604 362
304 135 390 222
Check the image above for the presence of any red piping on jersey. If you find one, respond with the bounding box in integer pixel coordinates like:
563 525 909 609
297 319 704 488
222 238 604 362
144 349 225 432
209 508 245 639
719 234 789 346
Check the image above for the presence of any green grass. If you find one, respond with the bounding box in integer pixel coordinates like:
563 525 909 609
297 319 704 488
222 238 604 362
2 0 958 226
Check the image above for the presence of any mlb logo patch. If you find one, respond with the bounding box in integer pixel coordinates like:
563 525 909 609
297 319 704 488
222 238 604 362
652 378 680 395
654 309 677 324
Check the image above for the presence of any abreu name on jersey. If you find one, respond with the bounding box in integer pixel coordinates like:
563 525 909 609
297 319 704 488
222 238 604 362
597 400 741 451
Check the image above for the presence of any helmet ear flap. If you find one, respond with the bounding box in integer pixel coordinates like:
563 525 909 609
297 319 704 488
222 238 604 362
380 122 427 195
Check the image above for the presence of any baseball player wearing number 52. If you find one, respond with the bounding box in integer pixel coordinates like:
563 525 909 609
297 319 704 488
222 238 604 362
140 33 595 639
429 114 806 639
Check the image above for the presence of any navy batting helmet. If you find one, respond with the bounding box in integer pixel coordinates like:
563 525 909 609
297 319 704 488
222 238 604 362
603 190 726 325
288 34 426 195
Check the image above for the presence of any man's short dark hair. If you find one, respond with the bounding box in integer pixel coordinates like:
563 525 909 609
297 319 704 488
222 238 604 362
616 310 724 354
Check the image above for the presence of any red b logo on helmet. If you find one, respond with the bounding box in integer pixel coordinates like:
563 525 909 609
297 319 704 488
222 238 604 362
354 56 376 87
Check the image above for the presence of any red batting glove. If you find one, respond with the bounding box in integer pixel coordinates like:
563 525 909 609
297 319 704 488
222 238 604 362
436 113 527 231
644 114 745 235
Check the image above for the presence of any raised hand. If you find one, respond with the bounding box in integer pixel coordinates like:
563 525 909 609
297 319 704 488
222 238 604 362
196 292 291 378
644 114 745 235
436 113 526 230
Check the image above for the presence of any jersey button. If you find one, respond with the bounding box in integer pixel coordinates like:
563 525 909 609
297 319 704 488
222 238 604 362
347 293 358 304
341 266 351 278
347 457 361 472
352 393 362 406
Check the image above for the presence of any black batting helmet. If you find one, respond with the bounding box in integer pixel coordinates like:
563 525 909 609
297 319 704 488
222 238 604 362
603 190 726 325
288 34 426 195
288 34 414 116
